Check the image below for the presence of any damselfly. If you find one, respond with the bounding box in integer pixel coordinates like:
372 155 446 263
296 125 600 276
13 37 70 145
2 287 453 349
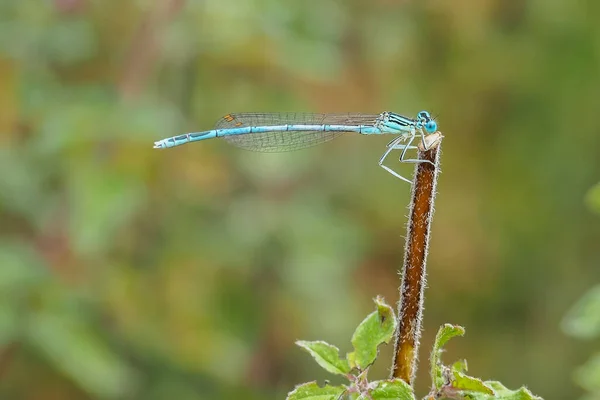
153 111 438 183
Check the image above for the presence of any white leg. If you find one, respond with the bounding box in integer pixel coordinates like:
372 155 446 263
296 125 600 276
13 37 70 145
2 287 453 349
378 136 413 184
399 156 435 167
399 133 415 163
398 131 435 167
386 137 417 149
419 128 429 150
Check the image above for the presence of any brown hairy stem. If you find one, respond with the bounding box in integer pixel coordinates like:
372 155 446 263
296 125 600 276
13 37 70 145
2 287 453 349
391 132 443 385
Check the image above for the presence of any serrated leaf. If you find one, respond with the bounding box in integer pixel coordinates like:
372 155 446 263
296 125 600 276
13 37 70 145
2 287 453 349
562 285 600 339
574 352 600 392
296 340 351 375
430 324 465 388
347 297 396 370
433 324 466 353
370 379 416 400
452 359 468 374
286 381 346 400
451 370 495 395
481 381 543 400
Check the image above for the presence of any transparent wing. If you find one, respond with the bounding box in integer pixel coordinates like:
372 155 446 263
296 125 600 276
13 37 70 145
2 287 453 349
214 112 380 152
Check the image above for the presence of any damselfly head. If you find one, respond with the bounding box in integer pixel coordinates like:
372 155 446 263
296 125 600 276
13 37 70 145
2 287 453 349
425 120 437 133
417 110 437 133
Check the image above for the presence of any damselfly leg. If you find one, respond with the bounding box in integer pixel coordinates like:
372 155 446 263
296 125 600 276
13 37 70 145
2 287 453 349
398 130 436 167
378 136 413 183
385 137 417 150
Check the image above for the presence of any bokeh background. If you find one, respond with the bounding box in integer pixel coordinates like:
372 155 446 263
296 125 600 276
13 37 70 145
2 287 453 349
1 1 599 399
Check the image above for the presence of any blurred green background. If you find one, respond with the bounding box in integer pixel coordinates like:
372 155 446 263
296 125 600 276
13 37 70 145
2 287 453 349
1 1 599 399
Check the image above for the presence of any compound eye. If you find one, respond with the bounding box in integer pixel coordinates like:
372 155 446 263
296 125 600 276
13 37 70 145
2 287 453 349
425 120 437 133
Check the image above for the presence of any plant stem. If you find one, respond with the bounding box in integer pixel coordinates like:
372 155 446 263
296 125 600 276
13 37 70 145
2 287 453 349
391 132 443 385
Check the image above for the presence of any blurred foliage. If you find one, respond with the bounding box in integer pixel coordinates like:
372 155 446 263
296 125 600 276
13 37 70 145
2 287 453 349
561 190 600 400
0 0 599 400
586 183 600 216
562 286 600 400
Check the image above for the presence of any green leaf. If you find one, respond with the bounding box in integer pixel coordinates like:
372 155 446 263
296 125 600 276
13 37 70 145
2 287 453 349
347 296 396 370
286 381 346 400
430 324 465 388
426 324 542 400
443 380 542 399
562 285 600 339
433 324 466 354
451 370 495 395
452 359 468 374
347 351 357 370
481 381 543 399
296 340 351 375
449 357 494 395
574 352 600 392
370 379 416 400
